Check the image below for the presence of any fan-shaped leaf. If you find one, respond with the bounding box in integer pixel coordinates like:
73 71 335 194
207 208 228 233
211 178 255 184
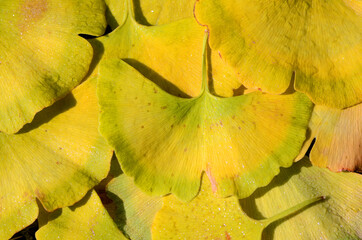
195 0 362 108
0 0 107 133
0 77 112 239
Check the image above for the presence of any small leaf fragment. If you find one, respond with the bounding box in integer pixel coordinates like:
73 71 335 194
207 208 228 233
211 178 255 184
36 190 127 240
297 103 362 172
107 174 163 240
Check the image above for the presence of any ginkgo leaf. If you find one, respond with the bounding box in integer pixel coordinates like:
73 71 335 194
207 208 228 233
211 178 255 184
0 0 107 134
240 158 362 239
107 174 163 240
0 77 112 240
297 103 362 172
36 190 127 240
98 34 313 201
92 0 241 98
105 0 194 29
195 0 362 108
107 159 361 240
152 175 323 240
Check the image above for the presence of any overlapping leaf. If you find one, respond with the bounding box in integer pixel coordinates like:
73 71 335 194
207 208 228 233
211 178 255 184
105 0 194 29
92 0 241 98
240 158 362 239
195 0 362 108
152 175 322 240
36 190 127 240
0 0 107 133
297 104 362 172
107 159 361 240
98 32 313 201
0 77 112 240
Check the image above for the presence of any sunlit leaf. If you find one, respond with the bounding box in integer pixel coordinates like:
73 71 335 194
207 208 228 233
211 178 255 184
240 158 362 239
107 174 163 240
297 103 362 172
0 77 112 240
105 0 194 29
36 190 127 240
98 34 313 201
92 0 241 98
152 175 323 240
0 0 107 133
195 0 362 108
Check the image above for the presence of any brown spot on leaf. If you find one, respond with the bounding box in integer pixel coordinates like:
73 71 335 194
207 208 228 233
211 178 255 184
141 125 144 128
153 88 158 93
225 231 232 240
19 0 48 32
161 106 167 109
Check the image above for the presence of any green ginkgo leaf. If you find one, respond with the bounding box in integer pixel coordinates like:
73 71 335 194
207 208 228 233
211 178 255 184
240 158 362 239
297 103 362 172
105 0 195 29
152 175 323 240
36 190 127 240
98 34 313 201
107 174 163 240
92 0 241 98
195 0 362 108
0 0 107 134
0 77 112 240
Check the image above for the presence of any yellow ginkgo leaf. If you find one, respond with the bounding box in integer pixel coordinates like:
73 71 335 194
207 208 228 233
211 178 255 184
297 103 362 172
36 190 127 240
107 159 361 240
92 0 241 98
152 175 323 240
107 174 163 240
98 34 313 201
0 77 112 240
105 0 195 29
240 158 362 239
195 0 362 108
0 0 107 134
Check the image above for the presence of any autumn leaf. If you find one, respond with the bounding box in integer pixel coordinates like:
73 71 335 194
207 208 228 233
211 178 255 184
297 103 362 172
0 77 112 240
195 0 362 108
98 34 313 201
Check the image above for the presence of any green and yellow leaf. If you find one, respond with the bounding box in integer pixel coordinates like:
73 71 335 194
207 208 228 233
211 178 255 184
0 0 107 133
195 0 362 108
0 77 112 240
107 174 163 240
36 190 127 240
98 35 313 200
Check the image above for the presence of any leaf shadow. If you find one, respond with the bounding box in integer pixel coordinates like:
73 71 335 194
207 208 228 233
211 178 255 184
123 58 191 98
17 94 77 134
239 160 314 239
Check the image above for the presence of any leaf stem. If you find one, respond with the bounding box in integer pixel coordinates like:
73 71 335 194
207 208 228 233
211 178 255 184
261 196 325 227
201 30 209 95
